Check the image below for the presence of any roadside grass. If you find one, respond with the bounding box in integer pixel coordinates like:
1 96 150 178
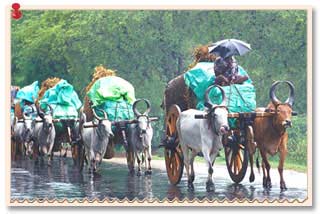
152 151 307 173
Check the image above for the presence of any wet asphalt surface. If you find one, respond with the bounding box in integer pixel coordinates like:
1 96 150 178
10 157 308 202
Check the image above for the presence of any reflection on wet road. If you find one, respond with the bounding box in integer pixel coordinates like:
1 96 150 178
11 157 307 202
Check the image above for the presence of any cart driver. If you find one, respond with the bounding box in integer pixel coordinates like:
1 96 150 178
213 56 249 86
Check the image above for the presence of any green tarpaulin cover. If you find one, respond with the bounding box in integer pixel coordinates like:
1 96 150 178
184 62 256 127
39 79 82 119
16 81 39 104
87 76 136 121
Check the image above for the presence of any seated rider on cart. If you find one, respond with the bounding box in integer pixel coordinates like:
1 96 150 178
213 56 249 86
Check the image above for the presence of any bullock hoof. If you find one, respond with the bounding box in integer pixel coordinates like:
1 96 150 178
266 178 272 189
145 170 152 175
187 182 194 191
280 181 287 191
263 177 267 188
206 181 215 192
190 174 195 183
249 173 255 183
263 177 272 189
129 169 135 176
94 167 101 174
137 171 142 177
88 167 93 174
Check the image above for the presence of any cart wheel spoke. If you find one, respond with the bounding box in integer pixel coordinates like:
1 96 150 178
164 105 184 185
225 130 249 183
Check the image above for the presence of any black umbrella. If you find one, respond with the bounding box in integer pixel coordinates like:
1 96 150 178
208 39 252 58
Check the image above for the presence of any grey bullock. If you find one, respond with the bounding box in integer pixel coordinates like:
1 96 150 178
33 104 56 166
13 109 35 157
128 99 158 176
80 108 113 173
176 85 229 191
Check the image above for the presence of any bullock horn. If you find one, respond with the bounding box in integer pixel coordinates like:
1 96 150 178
133 99 142 116
36 105 45 119
22 112 26 120
269 81 282 105
92 108 103 121
47 104 54 115
284 81 295 107
143 99 151 115
133 99 151 116
22 112 31 120
205 85 226 107
102 110 108 120
270 81 295 106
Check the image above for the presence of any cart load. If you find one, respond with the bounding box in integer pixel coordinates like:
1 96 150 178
86 76 135 121
15 81 39 119
37 77 61 101
184 62 256 127
16 81 39 104
39 79 82 119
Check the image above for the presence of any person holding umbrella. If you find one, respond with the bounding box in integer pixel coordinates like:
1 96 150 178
209 39 252 86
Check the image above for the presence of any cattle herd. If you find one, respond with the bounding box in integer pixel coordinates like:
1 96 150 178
11 79 296 192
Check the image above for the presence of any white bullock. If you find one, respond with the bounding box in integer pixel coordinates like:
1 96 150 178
176 85 229 191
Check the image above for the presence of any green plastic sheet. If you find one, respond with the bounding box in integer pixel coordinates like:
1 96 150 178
93 100 134 122
184 62 256 128
87 76 136 121
87 76 135 106
39 79 82 119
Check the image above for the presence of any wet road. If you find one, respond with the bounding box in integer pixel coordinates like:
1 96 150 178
11 157 308 202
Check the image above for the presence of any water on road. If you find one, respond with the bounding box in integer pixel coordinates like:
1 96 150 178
11 157 307 202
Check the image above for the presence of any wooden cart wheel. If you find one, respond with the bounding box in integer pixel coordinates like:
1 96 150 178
224 127 251 184
164 105 184 185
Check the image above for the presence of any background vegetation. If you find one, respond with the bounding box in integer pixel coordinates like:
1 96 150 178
11 10 308 169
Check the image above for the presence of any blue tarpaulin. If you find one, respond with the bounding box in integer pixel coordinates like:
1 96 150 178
184 62 256 127
16 81 39 103
39 79 82 119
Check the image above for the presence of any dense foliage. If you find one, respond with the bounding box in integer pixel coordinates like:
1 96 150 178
11 10 308 166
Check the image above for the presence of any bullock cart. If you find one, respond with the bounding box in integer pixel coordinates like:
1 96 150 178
162 95 267 184
81 99 158 173
81 72 159 173
33 78 84 169
161 74 297 185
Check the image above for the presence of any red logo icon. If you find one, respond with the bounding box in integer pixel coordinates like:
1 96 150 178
12 3 22 20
